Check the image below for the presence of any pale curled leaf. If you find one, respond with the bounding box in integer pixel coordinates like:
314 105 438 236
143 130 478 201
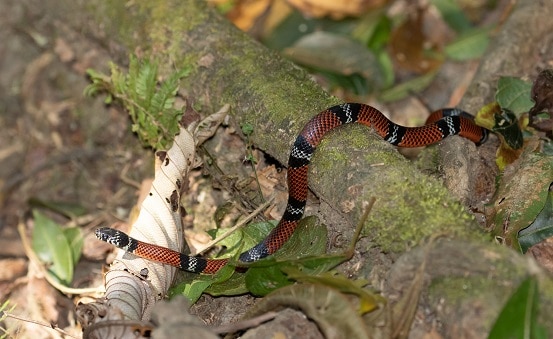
283 269 382 314
120 108 228 288
243 284 369 339
99 126 196 324
80 110 226 331
109 126 196 293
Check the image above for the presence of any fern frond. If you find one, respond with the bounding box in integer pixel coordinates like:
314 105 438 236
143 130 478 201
126 55 139 97
84 69 111 97
136 59 157 109
151 77 177 114
84 54 190 149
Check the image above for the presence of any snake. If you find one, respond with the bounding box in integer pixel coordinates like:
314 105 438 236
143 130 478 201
96 103 487 274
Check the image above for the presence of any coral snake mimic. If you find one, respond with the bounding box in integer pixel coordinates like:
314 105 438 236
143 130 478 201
96 103 488 274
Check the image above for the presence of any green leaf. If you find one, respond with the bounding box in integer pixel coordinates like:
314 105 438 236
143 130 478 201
174 221 275 301
284 31 383 92
151 66 188 116
272 216 327 260
240 122 254 136
244 216 328 296
352 12 394 88
518 184 553 253
318 71 371 95
263 10 317 50
31 210 74 284
488 276 547 339
363 14 392 51
63 227 83 266
173 265 236 304
245 263 292 296
263 10 355 51
0 299 16 317
475 102 523 168
375 51 394 89
445 28 490 61
208 220 276 256
490 153 553 248
379 71 438 102
84 69 111 97
202 269 248 297
496 77 534 114
283 253 350 275
430 0 473 33
179 278 213 304
125 56 138 107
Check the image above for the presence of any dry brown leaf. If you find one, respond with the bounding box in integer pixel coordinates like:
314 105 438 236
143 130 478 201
527 237 553 274
286 0 388 19
255 164 288 220
0 258 28 281
389 8 443 74
226 0 272 31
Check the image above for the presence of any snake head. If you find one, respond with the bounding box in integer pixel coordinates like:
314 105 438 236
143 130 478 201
95 227 129 248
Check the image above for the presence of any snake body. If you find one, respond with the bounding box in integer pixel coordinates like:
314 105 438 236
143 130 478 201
96 103 487 274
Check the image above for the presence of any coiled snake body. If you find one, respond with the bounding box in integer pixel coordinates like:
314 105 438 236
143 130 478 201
96 103 487 274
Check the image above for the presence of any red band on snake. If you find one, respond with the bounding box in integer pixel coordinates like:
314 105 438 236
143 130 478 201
96 103 488 274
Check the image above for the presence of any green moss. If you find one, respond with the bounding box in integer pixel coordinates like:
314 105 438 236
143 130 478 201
368 173 485 254
89 1 203 75
212 56 341 160
428 276 501 306
86 2 141 50
140 2 203 49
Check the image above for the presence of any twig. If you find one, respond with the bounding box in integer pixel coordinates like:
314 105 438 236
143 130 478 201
118 163 142 190
196 197 273 255
2 311 79 338
345 197 376 259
